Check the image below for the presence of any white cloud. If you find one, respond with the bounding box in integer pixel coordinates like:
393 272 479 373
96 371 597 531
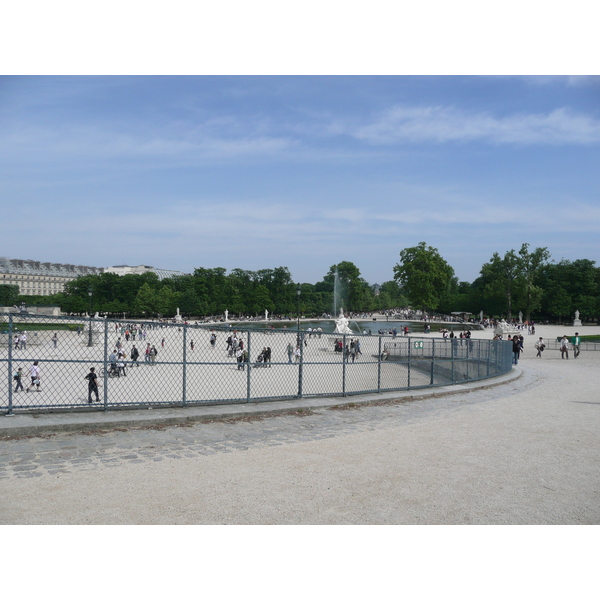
351 105 600 145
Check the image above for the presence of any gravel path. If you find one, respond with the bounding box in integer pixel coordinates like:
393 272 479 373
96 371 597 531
1 325 598 524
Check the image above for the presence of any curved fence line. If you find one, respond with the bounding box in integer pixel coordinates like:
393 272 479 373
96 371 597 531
1 314 513 414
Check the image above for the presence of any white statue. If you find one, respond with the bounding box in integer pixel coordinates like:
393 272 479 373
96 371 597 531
573 309 582 327
575 310 580 320
493 319 519 336
265 309 269 321
334 308 353 335
518 311 523 324
479 310 484 322
174 307 183 322
224 309 229 322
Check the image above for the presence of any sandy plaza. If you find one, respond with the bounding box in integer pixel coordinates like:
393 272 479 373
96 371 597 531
1 322 598 525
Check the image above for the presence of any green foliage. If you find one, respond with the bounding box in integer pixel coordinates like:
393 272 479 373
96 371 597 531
479 250 520 319
393 242 455 313
0 284 20 306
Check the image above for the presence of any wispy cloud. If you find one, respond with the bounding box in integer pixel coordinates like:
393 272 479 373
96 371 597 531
350 105 600 145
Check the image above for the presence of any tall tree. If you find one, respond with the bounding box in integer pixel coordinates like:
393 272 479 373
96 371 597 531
393 242 455 314
517 243 550 321
480 250 520 320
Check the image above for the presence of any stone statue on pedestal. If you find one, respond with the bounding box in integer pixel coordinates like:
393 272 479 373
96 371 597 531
573 309 582 327
334 309 353 335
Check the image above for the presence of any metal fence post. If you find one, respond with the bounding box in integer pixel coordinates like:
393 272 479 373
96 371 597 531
247 330 251 402
377 335 381 393
430 338 435 385
7 314 13 415
451 339 455 383
103 319 108 409
407 337 411 388
297 332 303 398
182 323 187 407
342 333 346 396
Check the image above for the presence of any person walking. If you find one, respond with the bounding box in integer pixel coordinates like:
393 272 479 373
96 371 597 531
287 342 293 363
27 361 41 392
535 337 545 358
236 347 244 370
130 344 140 367
51 333 58 348
13 367 24 392
85 367 100 403
572 332 581 359
190 340 195 351
149 345 158 364
560 335 569 359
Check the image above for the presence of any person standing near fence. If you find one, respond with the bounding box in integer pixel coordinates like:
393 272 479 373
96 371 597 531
512 336 521 365
51 333 58 348
85 367 100 403
572 332 581 359
560 335 570 359
27 361 40 392
287 342 293 363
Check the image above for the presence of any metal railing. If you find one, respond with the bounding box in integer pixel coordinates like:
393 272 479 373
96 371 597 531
1 314 513 414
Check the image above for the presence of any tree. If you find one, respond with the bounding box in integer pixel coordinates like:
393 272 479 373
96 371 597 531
393 242 455 314
517 243 550 321
132 283 157 316
479 250 520 319
325 261 364 312
0 284 19 306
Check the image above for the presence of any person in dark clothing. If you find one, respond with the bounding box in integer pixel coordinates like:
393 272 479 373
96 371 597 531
512 337 521 365
13 367 24 392
130 345 140 367
85 367 100 403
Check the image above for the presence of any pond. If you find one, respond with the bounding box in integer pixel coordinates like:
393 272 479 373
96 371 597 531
212 319 476 335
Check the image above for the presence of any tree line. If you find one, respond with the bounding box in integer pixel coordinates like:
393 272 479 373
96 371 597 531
2 243 599 322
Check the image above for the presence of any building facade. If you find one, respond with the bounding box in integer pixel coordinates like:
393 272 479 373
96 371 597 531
0 258 104 296
104 265 186 281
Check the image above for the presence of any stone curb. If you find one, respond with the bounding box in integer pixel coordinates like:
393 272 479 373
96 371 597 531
0 368 522 437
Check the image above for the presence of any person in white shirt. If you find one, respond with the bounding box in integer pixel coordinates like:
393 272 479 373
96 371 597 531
27 361 41 392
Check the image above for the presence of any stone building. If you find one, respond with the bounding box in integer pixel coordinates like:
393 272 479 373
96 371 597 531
0 257 104 296
104 265 186 280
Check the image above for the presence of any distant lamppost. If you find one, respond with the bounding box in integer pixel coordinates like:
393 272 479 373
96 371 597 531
87 286 93 347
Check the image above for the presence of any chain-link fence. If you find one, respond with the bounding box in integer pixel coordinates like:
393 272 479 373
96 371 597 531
1 314 513 414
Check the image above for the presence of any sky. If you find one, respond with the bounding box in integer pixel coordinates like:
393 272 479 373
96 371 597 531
1 74 599 286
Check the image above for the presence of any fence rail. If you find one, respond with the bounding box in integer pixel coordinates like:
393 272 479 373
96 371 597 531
1 314 513 414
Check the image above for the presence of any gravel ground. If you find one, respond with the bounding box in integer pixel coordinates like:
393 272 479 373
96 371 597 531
1 325 598 524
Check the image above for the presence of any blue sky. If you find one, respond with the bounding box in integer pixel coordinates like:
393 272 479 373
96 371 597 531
1 75 599 286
